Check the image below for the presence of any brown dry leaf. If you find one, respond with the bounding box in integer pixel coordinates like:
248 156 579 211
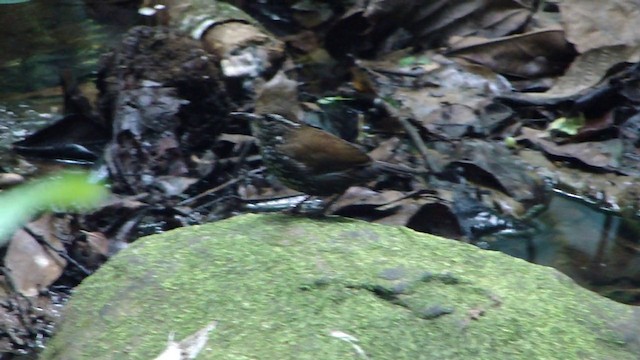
72 231 110 270
560 0 640 54
355 53 511 141
551 0 640 104
155 176 199 197
541 45 640 98
447 140 543 202
519 148 640 210
83 231 109 257
447 29 575 78
326 0 534 57
333 187 405 210
332 188 435 226
4 214 67 297
372 195 435 226
421 104 478 139
518 127 623 170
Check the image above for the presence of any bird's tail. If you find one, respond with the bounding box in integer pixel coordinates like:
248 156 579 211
373 161 428 177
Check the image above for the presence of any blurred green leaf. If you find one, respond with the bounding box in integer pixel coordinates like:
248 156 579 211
0 171 108 245
548 114 585 136
398 55 431 67
382 96 402 109
504 136 518 149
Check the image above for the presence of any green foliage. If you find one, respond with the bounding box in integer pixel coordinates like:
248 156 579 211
0 171 108 245
381 96 402 109
398 55 431 67
548 114 585 136
317 96 353 105
504 136 518 149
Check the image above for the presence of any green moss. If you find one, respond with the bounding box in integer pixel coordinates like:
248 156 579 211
42 214 639 359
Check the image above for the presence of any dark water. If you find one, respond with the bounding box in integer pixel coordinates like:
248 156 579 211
0 0 138 166
484 192 640 305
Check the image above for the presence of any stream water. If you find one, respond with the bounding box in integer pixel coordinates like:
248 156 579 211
483 191 640 304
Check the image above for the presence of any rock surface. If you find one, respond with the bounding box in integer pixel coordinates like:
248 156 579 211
41 214 640 359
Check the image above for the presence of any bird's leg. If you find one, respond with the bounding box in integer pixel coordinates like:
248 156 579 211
285 194 339 217
318 194 341 216
286 195 313 214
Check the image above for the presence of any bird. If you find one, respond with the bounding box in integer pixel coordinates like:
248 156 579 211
231 71 421 205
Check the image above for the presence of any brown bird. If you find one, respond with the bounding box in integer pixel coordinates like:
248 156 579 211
232 71 420 203
232 111 417 197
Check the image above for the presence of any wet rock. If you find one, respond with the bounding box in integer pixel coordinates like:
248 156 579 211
41 214 640 359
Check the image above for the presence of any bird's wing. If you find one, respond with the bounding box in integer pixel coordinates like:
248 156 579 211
280 126 371 173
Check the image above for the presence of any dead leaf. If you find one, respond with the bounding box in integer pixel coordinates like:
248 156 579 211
4 215 67 297
153 321 218 360
560 0 640 53
447 29 576 78
518 127 623 170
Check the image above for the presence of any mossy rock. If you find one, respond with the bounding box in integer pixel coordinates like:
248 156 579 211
41 214 640 359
